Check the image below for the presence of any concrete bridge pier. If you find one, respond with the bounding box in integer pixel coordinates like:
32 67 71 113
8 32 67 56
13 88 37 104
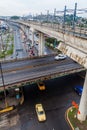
23 26 26 34
38 32 45 56
31 29 34 46
77 70 87 121
28 28 30 40
25 27 30 51
25 27 29 38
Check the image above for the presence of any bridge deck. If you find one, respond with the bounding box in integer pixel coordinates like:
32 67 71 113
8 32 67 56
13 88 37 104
0 55 85 91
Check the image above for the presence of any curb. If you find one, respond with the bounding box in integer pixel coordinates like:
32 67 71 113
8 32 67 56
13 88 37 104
0 105 16 115
19 94 24 105
65 107 75 130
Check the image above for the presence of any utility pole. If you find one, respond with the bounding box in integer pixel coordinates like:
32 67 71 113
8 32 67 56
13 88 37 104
0 33 3 51
0 62 8 108
0 34 2 51
32 14 34 21
0 33 5 60
54 8 56 23
73 3 77 30
40 12 42 22
35 13 37 21
63 5 67 28
47 10 49 22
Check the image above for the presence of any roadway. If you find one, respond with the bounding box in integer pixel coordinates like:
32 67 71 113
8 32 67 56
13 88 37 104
7 25 55 60
0 74 84 130
0 55 85 88
3 25 29 60
12 26 29 59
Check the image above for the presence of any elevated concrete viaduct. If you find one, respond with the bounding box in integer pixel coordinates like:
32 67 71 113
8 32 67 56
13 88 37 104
13 20 87 68
1 19 87 121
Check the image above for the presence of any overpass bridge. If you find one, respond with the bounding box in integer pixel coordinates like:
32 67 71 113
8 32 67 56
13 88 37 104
0 54 85 91
1 19 87 121
9 20 87 122
11 20 87 68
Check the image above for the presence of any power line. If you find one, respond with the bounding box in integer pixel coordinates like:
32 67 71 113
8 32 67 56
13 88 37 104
56 7 87 15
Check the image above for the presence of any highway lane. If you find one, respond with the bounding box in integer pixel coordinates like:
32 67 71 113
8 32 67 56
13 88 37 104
14 27 28 59
5 26 29 60
3 63 83 83
0 55 85 87
1 55 80 71
2 55 55 71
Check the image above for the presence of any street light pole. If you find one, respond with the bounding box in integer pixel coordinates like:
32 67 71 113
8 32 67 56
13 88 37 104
0 33 5 60
0 62 8 108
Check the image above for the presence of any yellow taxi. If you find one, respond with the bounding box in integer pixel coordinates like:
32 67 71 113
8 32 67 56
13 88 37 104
35 104 46 122
37 81 45 90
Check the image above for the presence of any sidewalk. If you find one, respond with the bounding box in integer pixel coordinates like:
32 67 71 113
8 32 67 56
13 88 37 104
0 96 19 109
66 107 87 130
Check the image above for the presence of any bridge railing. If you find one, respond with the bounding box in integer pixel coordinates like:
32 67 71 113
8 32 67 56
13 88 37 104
9 19 87 39
25 20 87 39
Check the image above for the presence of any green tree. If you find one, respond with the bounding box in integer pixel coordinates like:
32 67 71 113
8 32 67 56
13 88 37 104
10 16 20 20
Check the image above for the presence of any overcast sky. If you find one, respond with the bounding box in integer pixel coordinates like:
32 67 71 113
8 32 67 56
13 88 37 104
0 0 87 17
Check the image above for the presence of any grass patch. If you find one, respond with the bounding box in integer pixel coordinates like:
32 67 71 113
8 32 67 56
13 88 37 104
0 44 14 58
6 44 14 55
68 107 87 130
0 53 5 58
0 33 14 59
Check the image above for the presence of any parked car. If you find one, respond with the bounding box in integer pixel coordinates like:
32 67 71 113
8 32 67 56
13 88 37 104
35 104 46 122
37 81 45 90
54 54 67 60
74 85 83 95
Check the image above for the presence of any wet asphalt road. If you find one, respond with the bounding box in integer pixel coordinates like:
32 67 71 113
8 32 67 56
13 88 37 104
0 74 84 130
1 55 84 87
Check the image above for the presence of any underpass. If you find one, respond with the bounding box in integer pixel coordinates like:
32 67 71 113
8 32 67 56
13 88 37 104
0 11 87 127
0 55 85 91
11 20 87 121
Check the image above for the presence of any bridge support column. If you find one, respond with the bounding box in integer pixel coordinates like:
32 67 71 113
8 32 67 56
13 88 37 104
38 33 44 56
32 29 34 46
25 27 28 38
25 27 30 51
28 28 30 40
24 26 26 34
77 70 87 121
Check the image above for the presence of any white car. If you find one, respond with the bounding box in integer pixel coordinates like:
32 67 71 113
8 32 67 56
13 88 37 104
54 54 67 60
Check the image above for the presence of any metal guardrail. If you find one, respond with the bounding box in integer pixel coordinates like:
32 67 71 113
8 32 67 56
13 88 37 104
0 64 85 91
0 59 85 91
17 20 87 39
1 19 87 39
0 53 57 64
